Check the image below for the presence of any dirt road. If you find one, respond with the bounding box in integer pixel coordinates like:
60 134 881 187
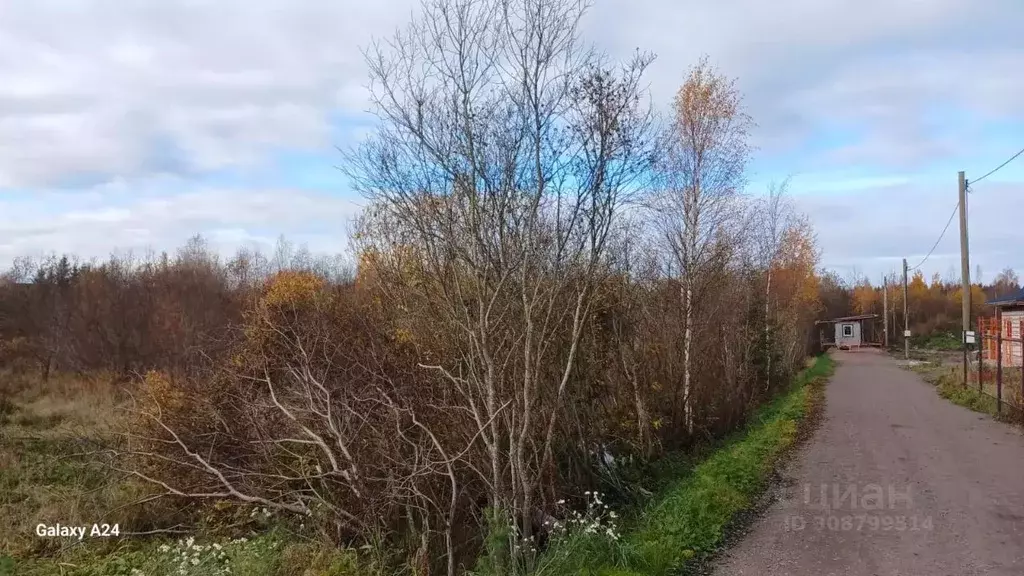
714 350 1024 576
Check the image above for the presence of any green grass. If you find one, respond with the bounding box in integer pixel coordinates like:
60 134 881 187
938 379 998 414
7 531 386 576
0 375 138 560
911 332 962 351
532 355 835 576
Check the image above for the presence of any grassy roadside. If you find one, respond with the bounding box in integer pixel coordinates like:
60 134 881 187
932 369 1022 424
532 355 835 576
937 377 1000 415
905 359 1023 424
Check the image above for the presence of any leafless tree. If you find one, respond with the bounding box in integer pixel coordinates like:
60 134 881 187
995 267 1020 297
345 0 657 557
752 178 794 391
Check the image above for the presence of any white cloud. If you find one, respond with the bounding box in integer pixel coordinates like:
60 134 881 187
586 0 1024 167
0 180 363 267
792 180 1024 281
0 0 1022 276
0 0 418 187
1 0 1021 188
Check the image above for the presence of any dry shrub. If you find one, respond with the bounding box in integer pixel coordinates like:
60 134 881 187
124 275 425 529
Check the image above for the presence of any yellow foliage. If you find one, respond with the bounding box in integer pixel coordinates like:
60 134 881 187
953 284 988 320
139 369 184 412
261 270 326 309
852 282 878 315
394 327 415 344
908 271 929 302
772 222 822 316
674 56 740 125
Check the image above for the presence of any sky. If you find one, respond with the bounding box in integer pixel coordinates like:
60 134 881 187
1 0 1022 283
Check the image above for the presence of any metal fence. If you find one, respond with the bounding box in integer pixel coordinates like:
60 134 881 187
973 316 1024 415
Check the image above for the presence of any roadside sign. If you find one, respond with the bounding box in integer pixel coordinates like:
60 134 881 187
964 331 976 344
903 330 911 338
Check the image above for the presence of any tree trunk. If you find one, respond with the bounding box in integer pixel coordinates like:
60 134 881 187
765 268 772 392
683 281 693 435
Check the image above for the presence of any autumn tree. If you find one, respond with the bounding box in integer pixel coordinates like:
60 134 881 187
767 220 821 374
649 56 751 433
852 280 879 316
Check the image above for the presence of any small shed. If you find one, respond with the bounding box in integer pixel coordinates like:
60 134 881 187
980 288 1024 366
816 314 881 351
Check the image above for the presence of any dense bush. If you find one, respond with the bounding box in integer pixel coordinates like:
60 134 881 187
0 231 822 575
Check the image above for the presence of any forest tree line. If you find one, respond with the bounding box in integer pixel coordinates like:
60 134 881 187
844 267 1021 341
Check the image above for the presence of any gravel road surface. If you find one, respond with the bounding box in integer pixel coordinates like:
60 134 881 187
714 350 1024 576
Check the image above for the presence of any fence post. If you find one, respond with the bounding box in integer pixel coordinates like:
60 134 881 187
978 329 983 393
996 325 1003 414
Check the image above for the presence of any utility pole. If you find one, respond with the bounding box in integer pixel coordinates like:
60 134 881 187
891 269 897 348
959 171 971 385
883 273 889 348
903 259 909 360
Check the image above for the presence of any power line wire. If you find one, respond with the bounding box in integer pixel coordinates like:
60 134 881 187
970 146 1024 186
908 201 959 271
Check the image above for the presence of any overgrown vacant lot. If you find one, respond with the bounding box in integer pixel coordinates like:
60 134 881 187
1 354 833 576
1 369 378 576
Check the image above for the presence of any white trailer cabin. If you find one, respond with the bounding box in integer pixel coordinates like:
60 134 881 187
816 314 881 351
835 320 862 348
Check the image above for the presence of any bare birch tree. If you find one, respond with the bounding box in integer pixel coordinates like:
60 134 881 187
754 178 793 391
649 57 752 435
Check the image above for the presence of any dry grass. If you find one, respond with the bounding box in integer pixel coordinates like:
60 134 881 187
1 369 390 576
0 369 143 557
905 356 1024 424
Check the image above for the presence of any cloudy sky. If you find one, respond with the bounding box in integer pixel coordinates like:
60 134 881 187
1 0 1022 283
